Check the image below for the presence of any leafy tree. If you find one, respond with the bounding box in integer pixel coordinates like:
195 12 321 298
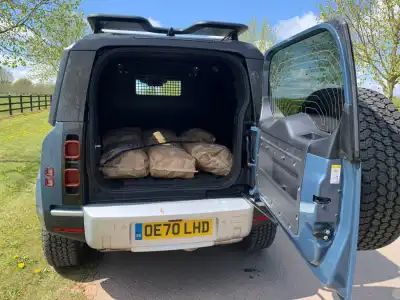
319 0 400 100
12 78 33 93
25 9 89 82
32 83 55 94
240 17 277 54
0 66 13 86
0 0 87 81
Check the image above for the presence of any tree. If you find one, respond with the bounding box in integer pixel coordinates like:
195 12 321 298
240 17 277 54
32 83 55 94
319 0 400 100
0 67 13 86
0 0 87 81
24 9 89 82
12 78 33 93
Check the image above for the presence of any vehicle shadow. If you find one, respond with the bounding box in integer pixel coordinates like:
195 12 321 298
60 231 399 300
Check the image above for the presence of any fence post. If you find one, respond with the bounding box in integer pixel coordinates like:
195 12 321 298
30 95 33 111
38 95 41 110
20 95 23 114
8 94 12 116
45 95 47 109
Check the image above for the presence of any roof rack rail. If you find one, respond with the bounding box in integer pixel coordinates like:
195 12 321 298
87 14 248 40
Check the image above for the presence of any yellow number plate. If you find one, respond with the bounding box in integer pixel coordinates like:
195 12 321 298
134 219 213 240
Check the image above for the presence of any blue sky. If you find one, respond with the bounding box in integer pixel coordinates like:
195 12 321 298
9 0 399 95
80 0 321 31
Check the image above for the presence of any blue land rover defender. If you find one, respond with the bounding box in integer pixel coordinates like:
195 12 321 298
36 14 400 300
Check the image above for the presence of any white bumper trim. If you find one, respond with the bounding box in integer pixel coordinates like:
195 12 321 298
83 198 253 252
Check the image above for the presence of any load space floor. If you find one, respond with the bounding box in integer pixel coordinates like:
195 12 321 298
86 48 250 197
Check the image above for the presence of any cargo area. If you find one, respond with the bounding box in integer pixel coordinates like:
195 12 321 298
86 48 251 200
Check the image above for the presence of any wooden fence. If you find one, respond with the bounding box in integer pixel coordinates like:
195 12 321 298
0 94 52 116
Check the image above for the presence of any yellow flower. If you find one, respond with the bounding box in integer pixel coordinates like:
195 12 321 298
13 255 19 260
17 262 25 269
34 269 41 274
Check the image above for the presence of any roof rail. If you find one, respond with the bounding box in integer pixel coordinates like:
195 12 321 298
87 14 248 40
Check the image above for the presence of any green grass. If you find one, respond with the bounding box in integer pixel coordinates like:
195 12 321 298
0 112 86 300
0 95 51 116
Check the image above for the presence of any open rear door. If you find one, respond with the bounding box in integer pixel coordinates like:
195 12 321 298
255 18 361 300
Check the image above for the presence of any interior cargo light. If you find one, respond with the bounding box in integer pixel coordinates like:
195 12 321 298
64 140 80 159
64 169 80 187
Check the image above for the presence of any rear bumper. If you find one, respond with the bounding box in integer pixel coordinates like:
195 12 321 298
82 198 253 252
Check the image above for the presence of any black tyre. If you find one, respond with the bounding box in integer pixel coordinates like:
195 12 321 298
357 88 400 250
240 221 277 253
42 230 90 268
302 88 400 250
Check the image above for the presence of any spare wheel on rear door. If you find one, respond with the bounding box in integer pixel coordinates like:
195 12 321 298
303 88 400 250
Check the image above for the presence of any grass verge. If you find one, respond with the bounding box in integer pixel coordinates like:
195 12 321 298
0 112 87 300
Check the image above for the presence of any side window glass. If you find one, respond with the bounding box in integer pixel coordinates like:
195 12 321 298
269 30 344 134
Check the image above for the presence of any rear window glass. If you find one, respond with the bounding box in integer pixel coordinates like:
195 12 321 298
135 77 182 96
269 30 345 133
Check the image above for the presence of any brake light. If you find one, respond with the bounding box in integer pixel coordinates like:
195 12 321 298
64 169 80 187
64 140 80 159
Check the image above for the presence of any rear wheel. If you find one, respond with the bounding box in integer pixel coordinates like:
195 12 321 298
42 230 91 268
357 88 400 250
240 221 277 253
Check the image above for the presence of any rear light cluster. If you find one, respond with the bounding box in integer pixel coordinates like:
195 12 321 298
64 135 81 194
64 169 80 187
64 140 80 159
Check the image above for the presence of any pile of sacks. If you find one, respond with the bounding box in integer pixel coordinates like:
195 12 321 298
100 128 233 179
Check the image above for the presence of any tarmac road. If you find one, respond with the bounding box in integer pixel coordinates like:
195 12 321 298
75 229 400 300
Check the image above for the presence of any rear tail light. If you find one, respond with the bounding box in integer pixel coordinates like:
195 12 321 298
64 169 80 187
64 140 80 159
